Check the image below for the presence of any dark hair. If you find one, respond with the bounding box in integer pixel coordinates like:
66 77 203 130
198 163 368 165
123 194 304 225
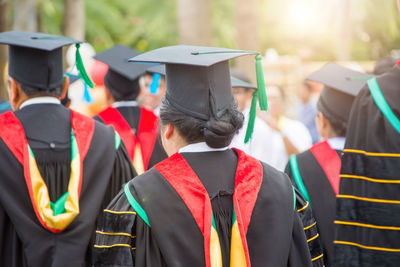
15 78 62 98
110 90 138 102
159 97 244 148
321 110 347 137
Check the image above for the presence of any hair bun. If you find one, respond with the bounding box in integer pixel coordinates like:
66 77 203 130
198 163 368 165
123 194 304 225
204 117 238 148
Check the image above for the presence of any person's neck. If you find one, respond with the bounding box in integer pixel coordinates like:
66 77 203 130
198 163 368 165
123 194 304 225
19 96 60 110
323 130 338 140
301 98 310 104
271 113 281 120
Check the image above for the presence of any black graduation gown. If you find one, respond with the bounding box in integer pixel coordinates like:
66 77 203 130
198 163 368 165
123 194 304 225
285 149 341 267
0 104 136 267
92 149 314 267
94 105 167 169
334 64 400 266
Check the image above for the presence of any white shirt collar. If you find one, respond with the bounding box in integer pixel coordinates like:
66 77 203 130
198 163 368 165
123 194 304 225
327 137 346 151
179 142 229 153
112 101 138 108
20 96 60 109
154 105 160 116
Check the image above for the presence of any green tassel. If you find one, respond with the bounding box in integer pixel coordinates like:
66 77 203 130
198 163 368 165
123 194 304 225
244 91 258 143
75 44 94 88
255 54 268 111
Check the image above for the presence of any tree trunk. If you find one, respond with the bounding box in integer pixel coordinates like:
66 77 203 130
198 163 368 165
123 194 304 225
13 0 37 32
235 0 260 83
177 0 211 46
63 0 85 40
0 0 10 100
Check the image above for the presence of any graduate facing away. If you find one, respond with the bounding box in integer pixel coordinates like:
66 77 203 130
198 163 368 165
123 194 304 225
92 45 315 267
0 31 136 266
93 45 167 174
285 63 372 267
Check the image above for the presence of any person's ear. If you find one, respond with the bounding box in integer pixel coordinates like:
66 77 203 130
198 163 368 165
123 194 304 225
164 123 174 140
321 114 330 129
104 87 115 104
8 77 20 110
60 76 69 100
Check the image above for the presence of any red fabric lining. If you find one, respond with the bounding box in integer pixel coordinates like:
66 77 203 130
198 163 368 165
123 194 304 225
232 148 263 266
154 149 263 267
0 111 25 164
137 107 158 170
98 106 136 160
155 153 212 267
70 110 95 196
0 110 95 232
396 60 400 65
309 141 341 195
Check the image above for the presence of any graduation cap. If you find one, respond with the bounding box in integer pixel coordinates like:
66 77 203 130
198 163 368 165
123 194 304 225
0 31 93 91
231 77 257 90
129 45 268 142
307 63 373 123
146 64 166 76
94 44 151 100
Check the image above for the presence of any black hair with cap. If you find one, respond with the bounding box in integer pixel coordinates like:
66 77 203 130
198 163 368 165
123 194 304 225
159 97 244 148
94 44 151 101
307 63 373 137
15 78 63 97
104 70 141 101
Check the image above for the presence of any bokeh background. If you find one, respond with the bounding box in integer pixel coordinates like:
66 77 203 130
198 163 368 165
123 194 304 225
1 0 399 112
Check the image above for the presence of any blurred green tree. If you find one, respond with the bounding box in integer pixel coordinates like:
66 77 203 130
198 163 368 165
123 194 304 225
37 0 178 53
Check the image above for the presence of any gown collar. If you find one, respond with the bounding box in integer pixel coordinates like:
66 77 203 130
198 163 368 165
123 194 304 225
327 136 346 151
112 100 138 108
179 142 229 153
20 96 60 109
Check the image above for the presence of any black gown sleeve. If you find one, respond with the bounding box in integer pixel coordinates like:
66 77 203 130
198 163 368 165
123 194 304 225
288 206 314 267
294 188 324 266
92 190 136 266
285 162 324 266
92 187 165 267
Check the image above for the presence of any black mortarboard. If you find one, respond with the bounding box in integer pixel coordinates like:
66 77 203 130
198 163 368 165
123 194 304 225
129 45 268 143
0 31 92 91
129 45 267 121
231 76 257 90
94 44 151 100
146 64 166 76
307 63 373 123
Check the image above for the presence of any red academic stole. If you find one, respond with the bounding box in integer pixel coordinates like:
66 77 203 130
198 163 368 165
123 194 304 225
97 106 158 173
310 140 342 195
155 148 263 267
0 110 94 233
